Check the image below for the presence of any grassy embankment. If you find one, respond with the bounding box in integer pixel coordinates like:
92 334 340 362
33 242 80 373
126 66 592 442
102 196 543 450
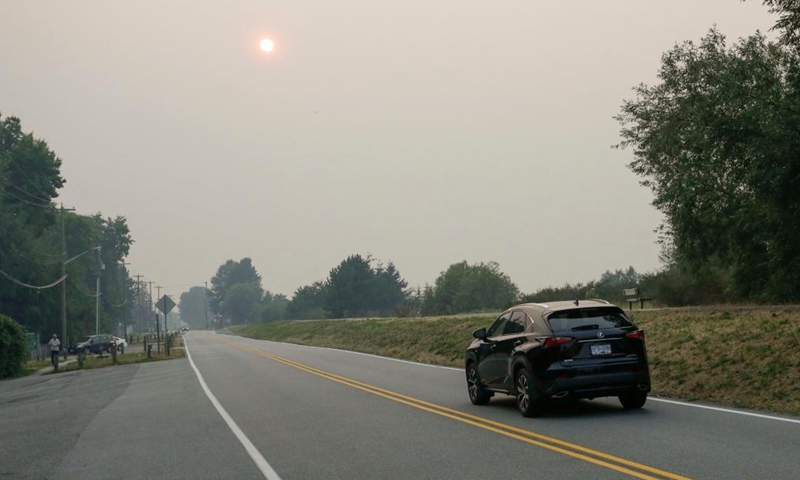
235 307 800 415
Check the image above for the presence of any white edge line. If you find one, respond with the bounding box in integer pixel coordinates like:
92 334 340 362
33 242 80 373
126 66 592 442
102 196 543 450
185 337 283 480
648 397 800 425
232 334 800 426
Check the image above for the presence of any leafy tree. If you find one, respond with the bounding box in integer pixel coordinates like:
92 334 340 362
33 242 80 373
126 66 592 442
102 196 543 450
209 258 263 314
0 114 134 342
0 315 26 379
759 0 800 49
261 291 289 322
325 254 377 318
286 281 328 319
373 263 409 315
222 283 262 324
323 255 410 318
615 27 800 300
179 286 211 329
422 261 518 315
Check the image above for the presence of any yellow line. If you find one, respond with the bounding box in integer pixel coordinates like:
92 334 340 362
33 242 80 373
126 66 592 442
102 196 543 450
215 338 693 480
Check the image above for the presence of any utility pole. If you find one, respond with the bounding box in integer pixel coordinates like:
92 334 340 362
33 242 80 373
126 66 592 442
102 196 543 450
60 203 75 357
134 275 143 333
95 246 103 335
156 285 162 353
204 281 209 330
147 281 155 332
119 261 130 337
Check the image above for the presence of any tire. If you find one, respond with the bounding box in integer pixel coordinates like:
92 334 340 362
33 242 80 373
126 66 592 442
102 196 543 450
619 390 647 409
515 368 541 417
466 364 492 405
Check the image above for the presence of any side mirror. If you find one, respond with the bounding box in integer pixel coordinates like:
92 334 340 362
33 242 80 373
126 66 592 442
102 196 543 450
473 327 487 340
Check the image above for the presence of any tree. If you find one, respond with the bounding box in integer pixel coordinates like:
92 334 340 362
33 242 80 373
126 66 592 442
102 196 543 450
373 262 409 315
209 258 263 314
0 114 134 341
286 282 328 319
325 254 377 318
422 261 519 315
759 0 800 49
261 291 289 322
179 286 211 329
323 255 410 318
0 315 27 379
222 283 262 324
615 27 800 300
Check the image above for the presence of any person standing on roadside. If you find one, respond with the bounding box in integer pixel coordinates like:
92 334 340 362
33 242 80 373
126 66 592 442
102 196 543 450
48 334 61 367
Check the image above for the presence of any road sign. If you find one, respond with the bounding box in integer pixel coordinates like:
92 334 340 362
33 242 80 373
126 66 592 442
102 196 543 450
156 295 176 315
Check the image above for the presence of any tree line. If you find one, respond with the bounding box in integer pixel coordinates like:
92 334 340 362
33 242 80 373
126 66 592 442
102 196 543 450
0 113 136 347
615 0 800 302
183 255 667 325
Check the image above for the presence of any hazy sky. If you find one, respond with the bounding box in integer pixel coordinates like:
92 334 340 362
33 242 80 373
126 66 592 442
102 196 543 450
0 1 777 298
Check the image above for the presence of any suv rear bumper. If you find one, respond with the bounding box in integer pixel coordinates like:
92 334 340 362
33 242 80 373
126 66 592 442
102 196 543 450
537 371 651 400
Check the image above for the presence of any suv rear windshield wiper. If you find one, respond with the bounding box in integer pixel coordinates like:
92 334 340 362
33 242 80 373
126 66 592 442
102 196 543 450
571 324 599 331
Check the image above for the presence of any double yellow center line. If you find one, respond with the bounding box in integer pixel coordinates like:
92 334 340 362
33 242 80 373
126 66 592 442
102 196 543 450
218 339 692 480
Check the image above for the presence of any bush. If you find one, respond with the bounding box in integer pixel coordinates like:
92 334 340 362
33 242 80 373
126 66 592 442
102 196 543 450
0 315 27 379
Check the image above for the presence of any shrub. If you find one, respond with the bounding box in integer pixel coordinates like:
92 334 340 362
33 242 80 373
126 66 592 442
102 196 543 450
0 315 27 379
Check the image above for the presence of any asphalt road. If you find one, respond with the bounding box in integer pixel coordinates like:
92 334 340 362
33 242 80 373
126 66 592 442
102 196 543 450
2 331 798 480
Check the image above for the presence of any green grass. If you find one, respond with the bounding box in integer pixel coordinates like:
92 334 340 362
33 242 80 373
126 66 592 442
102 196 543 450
235 306 800 415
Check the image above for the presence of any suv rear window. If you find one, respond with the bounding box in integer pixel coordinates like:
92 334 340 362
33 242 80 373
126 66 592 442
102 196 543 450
546 307 633 332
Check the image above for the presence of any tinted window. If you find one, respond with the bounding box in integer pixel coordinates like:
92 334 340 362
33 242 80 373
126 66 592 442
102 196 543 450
487 313 511 338
546 308 633 332
504 311 527 335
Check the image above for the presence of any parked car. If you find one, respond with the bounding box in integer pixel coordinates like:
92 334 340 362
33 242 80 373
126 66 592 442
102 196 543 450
75 334 114 355
465 300 650 417
112 336 127 352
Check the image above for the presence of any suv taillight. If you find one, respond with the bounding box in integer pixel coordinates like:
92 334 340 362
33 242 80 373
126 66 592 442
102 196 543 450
543 337 573 348
626 330 645 340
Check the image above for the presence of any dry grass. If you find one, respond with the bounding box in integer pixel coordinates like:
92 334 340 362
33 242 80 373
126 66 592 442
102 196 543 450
236 306 800 415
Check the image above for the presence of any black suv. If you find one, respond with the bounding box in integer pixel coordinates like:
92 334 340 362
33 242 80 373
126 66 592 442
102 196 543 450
465 300 650 417
75 334 114 355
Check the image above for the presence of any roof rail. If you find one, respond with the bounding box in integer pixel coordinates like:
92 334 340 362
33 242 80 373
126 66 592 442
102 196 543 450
586 298 612 305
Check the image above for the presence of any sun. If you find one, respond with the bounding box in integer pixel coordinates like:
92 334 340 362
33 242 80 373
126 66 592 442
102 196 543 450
259 38 274 52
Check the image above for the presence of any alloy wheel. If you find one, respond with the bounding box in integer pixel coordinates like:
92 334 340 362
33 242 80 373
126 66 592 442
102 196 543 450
517 374 529 412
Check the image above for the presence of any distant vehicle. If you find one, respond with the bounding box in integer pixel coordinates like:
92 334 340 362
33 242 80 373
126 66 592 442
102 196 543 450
181 327 189 332
76 334 114 355
112 336 127 352
465 300 651 417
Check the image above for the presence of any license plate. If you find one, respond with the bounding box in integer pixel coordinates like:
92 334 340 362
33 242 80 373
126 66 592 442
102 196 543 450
591 344 612 356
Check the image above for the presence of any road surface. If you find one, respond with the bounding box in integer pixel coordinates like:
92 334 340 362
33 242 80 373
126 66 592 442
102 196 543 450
1 330 797 480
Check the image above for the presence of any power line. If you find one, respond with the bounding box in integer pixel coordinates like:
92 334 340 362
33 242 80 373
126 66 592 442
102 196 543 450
160 282 206 289
11 184 49 203
0 267 66 289
71 279 102 298
12 247 63 266
0 174 50 203
2 188 53 208
5 161 55 200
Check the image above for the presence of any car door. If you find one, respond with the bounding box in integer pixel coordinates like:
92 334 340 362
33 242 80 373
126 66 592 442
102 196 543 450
488 311 530 390
477 312 510 387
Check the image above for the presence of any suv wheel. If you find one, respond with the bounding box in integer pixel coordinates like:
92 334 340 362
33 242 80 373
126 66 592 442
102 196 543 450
515 368 541 417
466 364 491 405
619 390 647 409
